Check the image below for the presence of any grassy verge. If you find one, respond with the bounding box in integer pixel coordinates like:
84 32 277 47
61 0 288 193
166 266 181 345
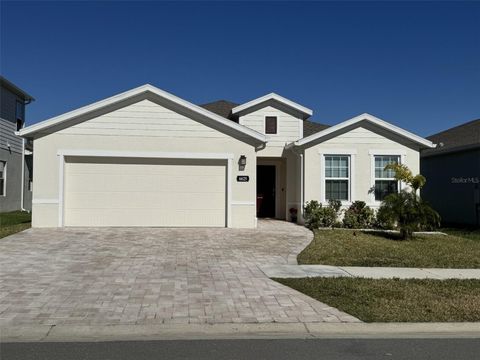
275 277 480 322
0 211 31 239
298 229 480 268
442 228 480 242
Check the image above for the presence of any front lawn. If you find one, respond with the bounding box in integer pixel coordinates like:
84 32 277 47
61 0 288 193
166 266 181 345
298 230 480 268
0 211 31 239
275 277 480 322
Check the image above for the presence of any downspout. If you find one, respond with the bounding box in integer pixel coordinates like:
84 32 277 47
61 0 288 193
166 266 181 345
300 152 304 223
20 133 26 212
20 98 32 212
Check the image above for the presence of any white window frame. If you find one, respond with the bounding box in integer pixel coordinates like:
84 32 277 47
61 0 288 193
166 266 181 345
0 161 6 197
369 150 406 205
319 149 356 205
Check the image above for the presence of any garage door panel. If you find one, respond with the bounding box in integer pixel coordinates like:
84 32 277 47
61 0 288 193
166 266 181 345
64 157 227 227
66 174 225 193
66 209 226 227
66 192 226 210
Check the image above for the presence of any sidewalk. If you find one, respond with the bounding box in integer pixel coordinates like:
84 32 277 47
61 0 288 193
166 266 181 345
260 265 480 279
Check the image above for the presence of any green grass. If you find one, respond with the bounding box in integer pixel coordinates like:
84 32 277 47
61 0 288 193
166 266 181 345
442 228 480 242
275 277 480 322
0 211 31 239
298 230 480 268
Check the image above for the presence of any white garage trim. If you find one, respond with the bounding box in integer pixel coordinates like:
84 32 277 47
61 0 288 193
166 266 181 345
57 150 234 228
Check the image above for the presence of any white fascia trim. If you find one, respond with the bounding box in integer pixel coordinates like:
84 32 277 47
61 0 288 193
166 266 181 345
294 113 434 148
17 84 266 143
231 93 313 117
56 149 235 160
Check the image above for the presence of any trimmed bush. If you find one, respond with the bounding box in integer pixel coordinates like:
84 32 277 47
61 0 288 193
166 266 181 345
342 201 375 229
304 200 340 230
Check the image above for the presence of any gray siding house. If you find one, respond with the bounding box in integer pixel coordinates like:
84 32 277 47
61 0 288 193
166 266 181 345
421 119 480 227
0 76 34 212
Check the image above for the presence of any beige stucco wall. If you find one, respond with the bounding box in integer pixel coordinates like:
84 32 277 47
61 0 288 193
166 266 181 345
303 123 421 209
32 99 257 228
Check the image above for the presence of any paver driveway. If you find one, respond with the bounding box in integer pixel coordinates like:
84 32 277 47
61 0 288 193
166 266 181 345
0 220 359 326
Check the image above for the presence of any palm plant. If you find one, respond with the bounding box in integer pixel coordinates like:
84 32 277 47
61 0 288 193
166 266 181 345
379 163 440 239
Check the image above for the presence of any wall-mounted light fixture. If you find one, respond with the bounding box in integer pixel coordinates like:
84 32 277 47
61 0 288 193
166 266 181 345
239 155 247 166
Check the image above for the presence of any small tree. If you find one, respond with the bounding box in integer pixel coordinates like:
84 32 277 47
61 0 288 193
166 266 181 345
379 164 440 239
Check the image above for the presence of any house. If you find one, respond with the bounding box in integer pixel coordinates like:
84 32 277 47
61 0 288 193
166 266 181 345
0 76 35 212
421 119 480 227
17 84 433 228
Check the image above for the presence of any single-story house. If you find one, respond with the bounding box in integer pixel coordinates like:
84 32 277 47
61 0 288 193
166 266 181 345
17 85 434 228
421 119 480 227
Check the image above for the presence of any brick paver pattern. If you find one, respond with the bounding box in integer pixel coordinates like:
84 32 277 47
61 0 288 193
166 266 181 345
0 220 359 326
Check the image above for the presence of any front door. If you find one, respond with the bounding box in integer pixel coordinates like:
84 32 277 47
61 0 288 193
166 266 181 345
257 165 276 218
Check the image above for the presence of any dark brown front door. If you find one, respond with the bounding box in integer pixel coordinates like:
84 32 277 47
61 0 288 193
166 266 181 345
257 165 276 218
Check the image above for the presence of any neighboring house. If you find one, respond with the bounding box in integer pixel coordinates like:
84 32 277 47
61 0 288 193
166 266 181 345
0 76 35 212
421 119 480 227
17 84 433 228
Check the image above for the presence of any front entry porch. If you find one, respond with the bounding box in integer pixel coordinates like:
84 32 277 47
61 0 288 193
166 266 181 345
256 157 287 220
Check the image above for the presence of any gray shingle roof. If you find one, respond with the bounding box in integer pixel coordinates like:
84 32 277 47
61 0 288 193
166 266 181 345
303 120 330 137
199 100 239 119
423 118 480 156
199 100 330 137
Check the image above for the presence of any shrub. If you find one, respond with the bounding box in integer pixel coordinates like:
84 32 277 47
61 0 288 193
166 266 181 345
374 206 395 230
342 201 375 229
303 200 340 230
378 191 440 239
379 163 441 239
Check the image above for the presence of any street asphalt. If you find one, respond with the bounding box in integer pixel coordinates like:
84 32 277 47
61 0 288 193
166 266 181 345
2 338 480 360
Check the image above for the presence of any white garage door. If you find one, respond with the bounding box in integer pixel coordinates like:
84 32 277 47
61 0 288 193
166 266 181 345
64 156 227 227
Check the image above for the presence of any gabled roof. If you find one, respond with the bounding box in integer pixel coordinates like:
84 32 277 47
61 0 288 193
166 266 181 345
231 93 313 119
422 118 480 156
292 113 434 149
0 76 35 102
200 100 239 119
17 85 266 143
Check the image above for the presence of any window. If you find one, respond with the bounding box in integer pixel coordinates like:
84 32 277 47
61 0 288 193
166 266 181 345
0 161 6 196
265 116 277 134
374 155 400 201
325 155 349 201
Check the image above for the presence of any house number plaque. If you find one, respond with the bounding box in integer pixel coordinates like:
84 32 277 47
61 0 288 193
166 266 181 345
237 176 249 182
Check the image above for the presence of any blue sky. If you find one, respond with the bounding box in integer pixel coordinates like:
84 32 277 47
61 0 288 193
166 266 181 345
1 1 479 136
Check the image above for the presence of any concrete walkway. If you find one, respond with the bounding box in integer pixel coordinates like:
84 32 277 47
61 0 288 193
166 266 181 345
260 265 480 279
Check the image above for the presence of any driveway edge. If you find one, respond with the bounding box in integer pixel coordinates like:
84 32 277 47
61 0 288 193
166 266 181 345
2 322 479 342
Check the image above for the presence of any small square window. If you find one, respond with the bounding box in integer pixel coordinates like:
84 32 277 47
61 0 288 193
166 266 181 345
265 116 277 134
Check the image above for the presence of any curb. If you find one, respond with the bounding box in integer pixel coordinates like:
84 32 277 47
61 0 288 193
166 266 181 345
2 322 479 342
